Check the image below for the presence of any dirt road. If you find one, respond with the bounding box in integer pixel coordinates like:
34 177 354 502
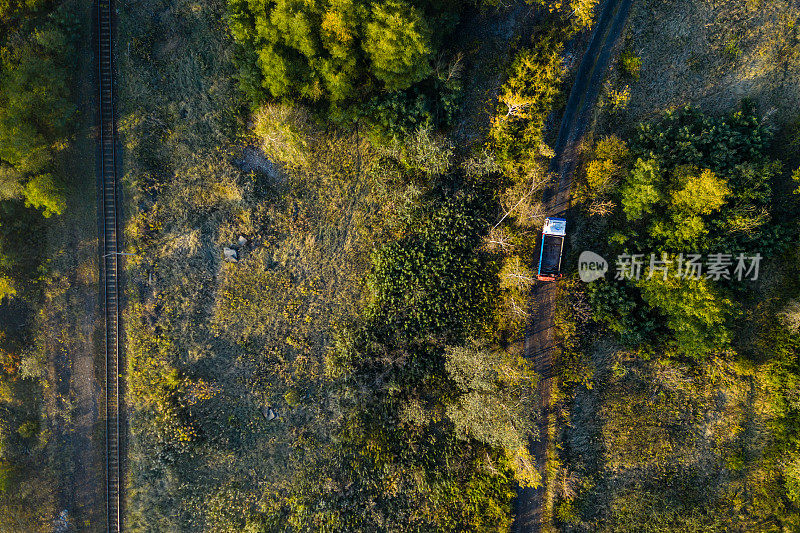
513 0 633 531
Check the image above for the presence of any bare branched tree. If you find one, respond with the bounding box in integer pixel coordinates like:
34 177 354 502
588 199 616 217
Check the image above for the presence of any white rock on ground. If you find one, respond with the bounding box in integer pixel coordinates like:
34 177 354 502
223 247 238 262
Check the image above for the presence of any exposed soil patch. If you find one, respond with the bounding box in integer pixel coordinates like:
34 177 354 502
233 145 285 184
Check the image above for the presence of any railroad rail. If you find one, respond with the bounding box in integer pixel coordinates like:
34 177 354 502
98 0 122 530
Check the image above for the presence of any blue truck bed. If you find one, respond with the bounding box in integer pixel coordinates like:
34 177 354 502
537 217 566 281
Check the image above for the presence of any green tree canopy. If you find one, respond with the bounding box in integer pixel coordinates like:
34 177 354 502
638 274 735 357
363 1 432 91
585 107 785 357
229 0 453 107
22 174 64 217
489 28 565 179
671 166 729 216
0 9 75 219
620 158 663 221
445 341 540 487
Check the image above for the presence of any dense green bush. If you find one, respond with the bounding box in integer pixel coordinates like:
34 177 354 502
582 107 787 357
586 279 656 346
368 188 497 336
228 0 461 108
633 105 770 173
358 74 463 142
624 107 778 254
618 49 641 80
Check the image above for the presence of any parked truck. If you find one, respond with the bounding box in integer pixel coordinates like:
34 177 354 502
537 217 567 281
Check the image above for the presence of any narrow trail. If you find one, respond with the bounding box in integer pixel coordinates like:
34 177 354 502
513 0 633 531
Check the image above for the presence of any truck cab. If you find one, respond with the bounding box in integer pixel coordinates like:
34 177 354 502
537 217 567 281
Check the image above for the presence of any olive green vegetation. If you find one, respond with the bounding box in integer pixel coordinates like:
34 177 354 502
282 5 604 525
551 106 800 530
227 0 466 141
490 26 564 180
0 1 77 214
0 0 83 530
120 0 577 529
583 106 783 356
489 0 596 181
265 170 537 529
0 0 78 295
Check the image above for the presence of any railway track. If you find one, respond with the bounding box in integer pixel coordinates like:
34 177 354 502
98 0 122 530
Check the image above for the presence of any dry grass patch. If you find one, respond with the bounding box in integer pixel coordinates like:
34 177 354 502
616 0 800 124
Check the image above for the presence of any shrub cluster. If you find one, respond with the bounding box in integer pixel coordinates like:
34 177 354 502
581 106 784 358
228 0 462 109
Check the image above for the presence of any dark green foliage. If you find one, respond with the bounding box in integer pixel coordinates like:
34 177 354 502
632 105 770 174
227 0 462 111
582 107 791 357
357 74 463 142
586 279 656 346
622 107 779 254
300 174 530 530
368 187 497 337
0 202 45 282
560 107 800 530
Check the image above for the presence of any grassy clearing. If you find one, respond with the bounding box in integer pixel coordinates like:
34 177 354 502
600 0 800 128
118 0 394 528
562 348 771 530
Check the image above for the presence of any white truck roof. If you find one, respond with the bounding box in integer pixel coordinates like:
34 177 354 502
543 217 567 237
